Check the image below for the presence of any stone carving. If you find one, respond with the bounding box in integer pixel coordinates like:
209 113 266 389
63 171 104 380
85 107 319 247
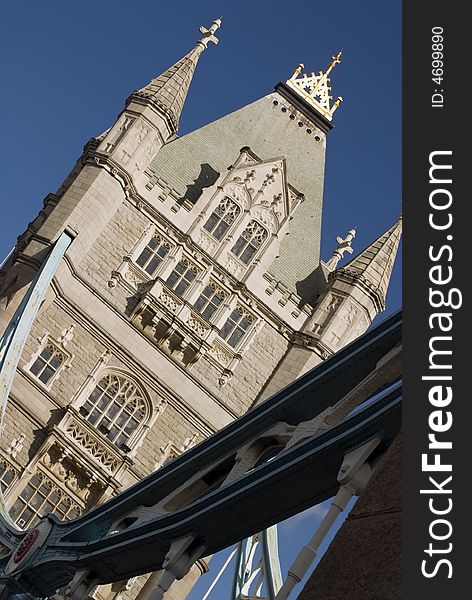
244 169 256 184
158 290 182 313
325 228 356 271
186 315 209 338
6 434 25 459
101 115 135 154
225 255 245 278
58 325 75 346
154 442 179 470
325 295 343 313
251 206 278 233
123 266 146 287
342 302 360 325
64 419 119 473
108 272 119 288
197 229 218 253
208 343 232 366
218 370 233 386
257 171 276 195
223 182 251 209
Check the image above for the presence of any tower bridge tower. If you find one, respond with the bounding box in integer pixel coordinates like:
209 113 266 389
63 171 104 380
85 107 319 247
0 20 400 600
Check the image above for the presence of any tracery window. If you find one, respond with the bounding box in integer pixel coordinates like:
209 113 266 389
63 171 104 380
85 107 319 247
79 373 147 450
219 306 254 348
193 283 226 320
203 197 240 241
166 259 198 297
9 471 81 529
135 234 171 276
29 342 66 385
0 458 17 493
230 220 268 264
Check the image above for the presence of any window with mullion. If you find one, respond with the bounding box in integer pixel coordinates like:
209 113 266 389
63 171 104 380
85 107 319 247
166 259 198 297
203 197 240 241
219 306 254 348
9 471 81 529
230 220 267 264
29 343 65 385
80 374 147 450
194 283 226 321
0 459 17 493
136 234 171 276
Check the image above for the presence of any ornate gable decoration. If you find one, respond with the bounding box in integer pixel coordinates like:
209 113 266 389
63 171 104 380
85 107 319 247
286 51 343 121
222 148 294 233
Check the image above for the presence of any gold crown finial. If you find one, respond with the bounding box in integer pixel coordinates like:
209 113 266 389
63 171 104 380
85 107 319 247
285 51 343 121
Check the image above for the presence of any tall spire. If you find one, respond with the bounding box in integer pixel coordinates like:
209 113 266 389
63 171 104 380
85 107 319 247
130 18 221 133
335 215 402 312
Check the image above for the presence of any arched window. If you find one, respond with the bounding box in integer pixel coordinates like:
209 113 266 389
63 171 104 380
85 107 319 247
79 373 148 450
230 220 268 264
29 341 66 385
203 197 241 241
136 234 171 276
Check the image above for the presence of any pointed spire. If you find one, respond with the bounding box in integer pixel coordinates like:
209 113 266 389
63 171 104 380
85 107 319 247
336 216 402 311
130 18 221 133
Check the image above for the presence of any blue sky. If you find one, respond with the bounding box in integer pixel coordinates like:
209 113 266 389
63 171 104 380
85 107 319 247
0 0 401 597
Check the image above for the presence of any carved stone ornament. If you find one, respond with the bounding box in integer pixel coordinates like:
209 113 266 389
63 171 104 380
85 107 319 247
223 182 251 209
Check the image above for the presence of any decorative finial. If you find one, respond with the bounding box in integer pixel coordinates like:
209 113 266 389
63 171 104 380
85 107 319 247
325 228 356 271
286 51 343 121
197 18 221 49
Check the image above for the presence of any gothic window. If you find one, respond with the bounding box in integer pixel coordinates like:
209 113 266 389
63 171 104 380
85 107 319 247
135 234 171 276
230 220 268 264
203 197 241 240
193 283 226 320
79 373 147 450
166 259 198 297
0 458 17 493
9 471 81 529
29 342 66 385
219 306 254 348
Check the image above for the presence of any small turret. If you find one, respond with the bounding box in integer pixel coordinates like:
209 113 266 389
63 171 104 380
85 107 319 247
306 215 402 354
96 19 221 176
257 216 401 401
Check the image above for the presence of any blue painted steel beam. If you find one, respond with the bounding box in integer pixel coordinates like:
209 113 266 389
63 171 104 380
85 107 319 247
0 232 73 523
0 311 401 597
4 383 401 596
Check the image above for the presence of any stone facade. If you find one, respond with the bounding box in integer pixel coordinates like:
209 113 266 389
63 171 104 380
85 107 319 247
0 24 400 600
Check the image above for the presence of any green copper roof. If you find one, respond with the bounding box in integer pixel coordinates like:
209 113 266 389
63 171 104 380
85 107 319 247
148 92 328 302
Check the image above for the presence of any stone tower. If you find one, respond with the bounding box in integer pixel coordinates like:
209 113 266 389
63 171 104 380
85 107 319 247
0 21 400 600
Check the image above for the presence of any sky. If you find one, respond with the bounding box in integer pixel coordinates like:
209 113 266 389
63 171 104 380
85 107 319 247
0 0 401 597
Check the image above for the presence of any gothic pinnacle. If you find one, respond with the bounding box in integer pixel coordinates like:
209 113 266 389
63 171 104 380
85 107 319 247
197 18 222 49
325 228 356 271
337 217 402 312
131 18 222 133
